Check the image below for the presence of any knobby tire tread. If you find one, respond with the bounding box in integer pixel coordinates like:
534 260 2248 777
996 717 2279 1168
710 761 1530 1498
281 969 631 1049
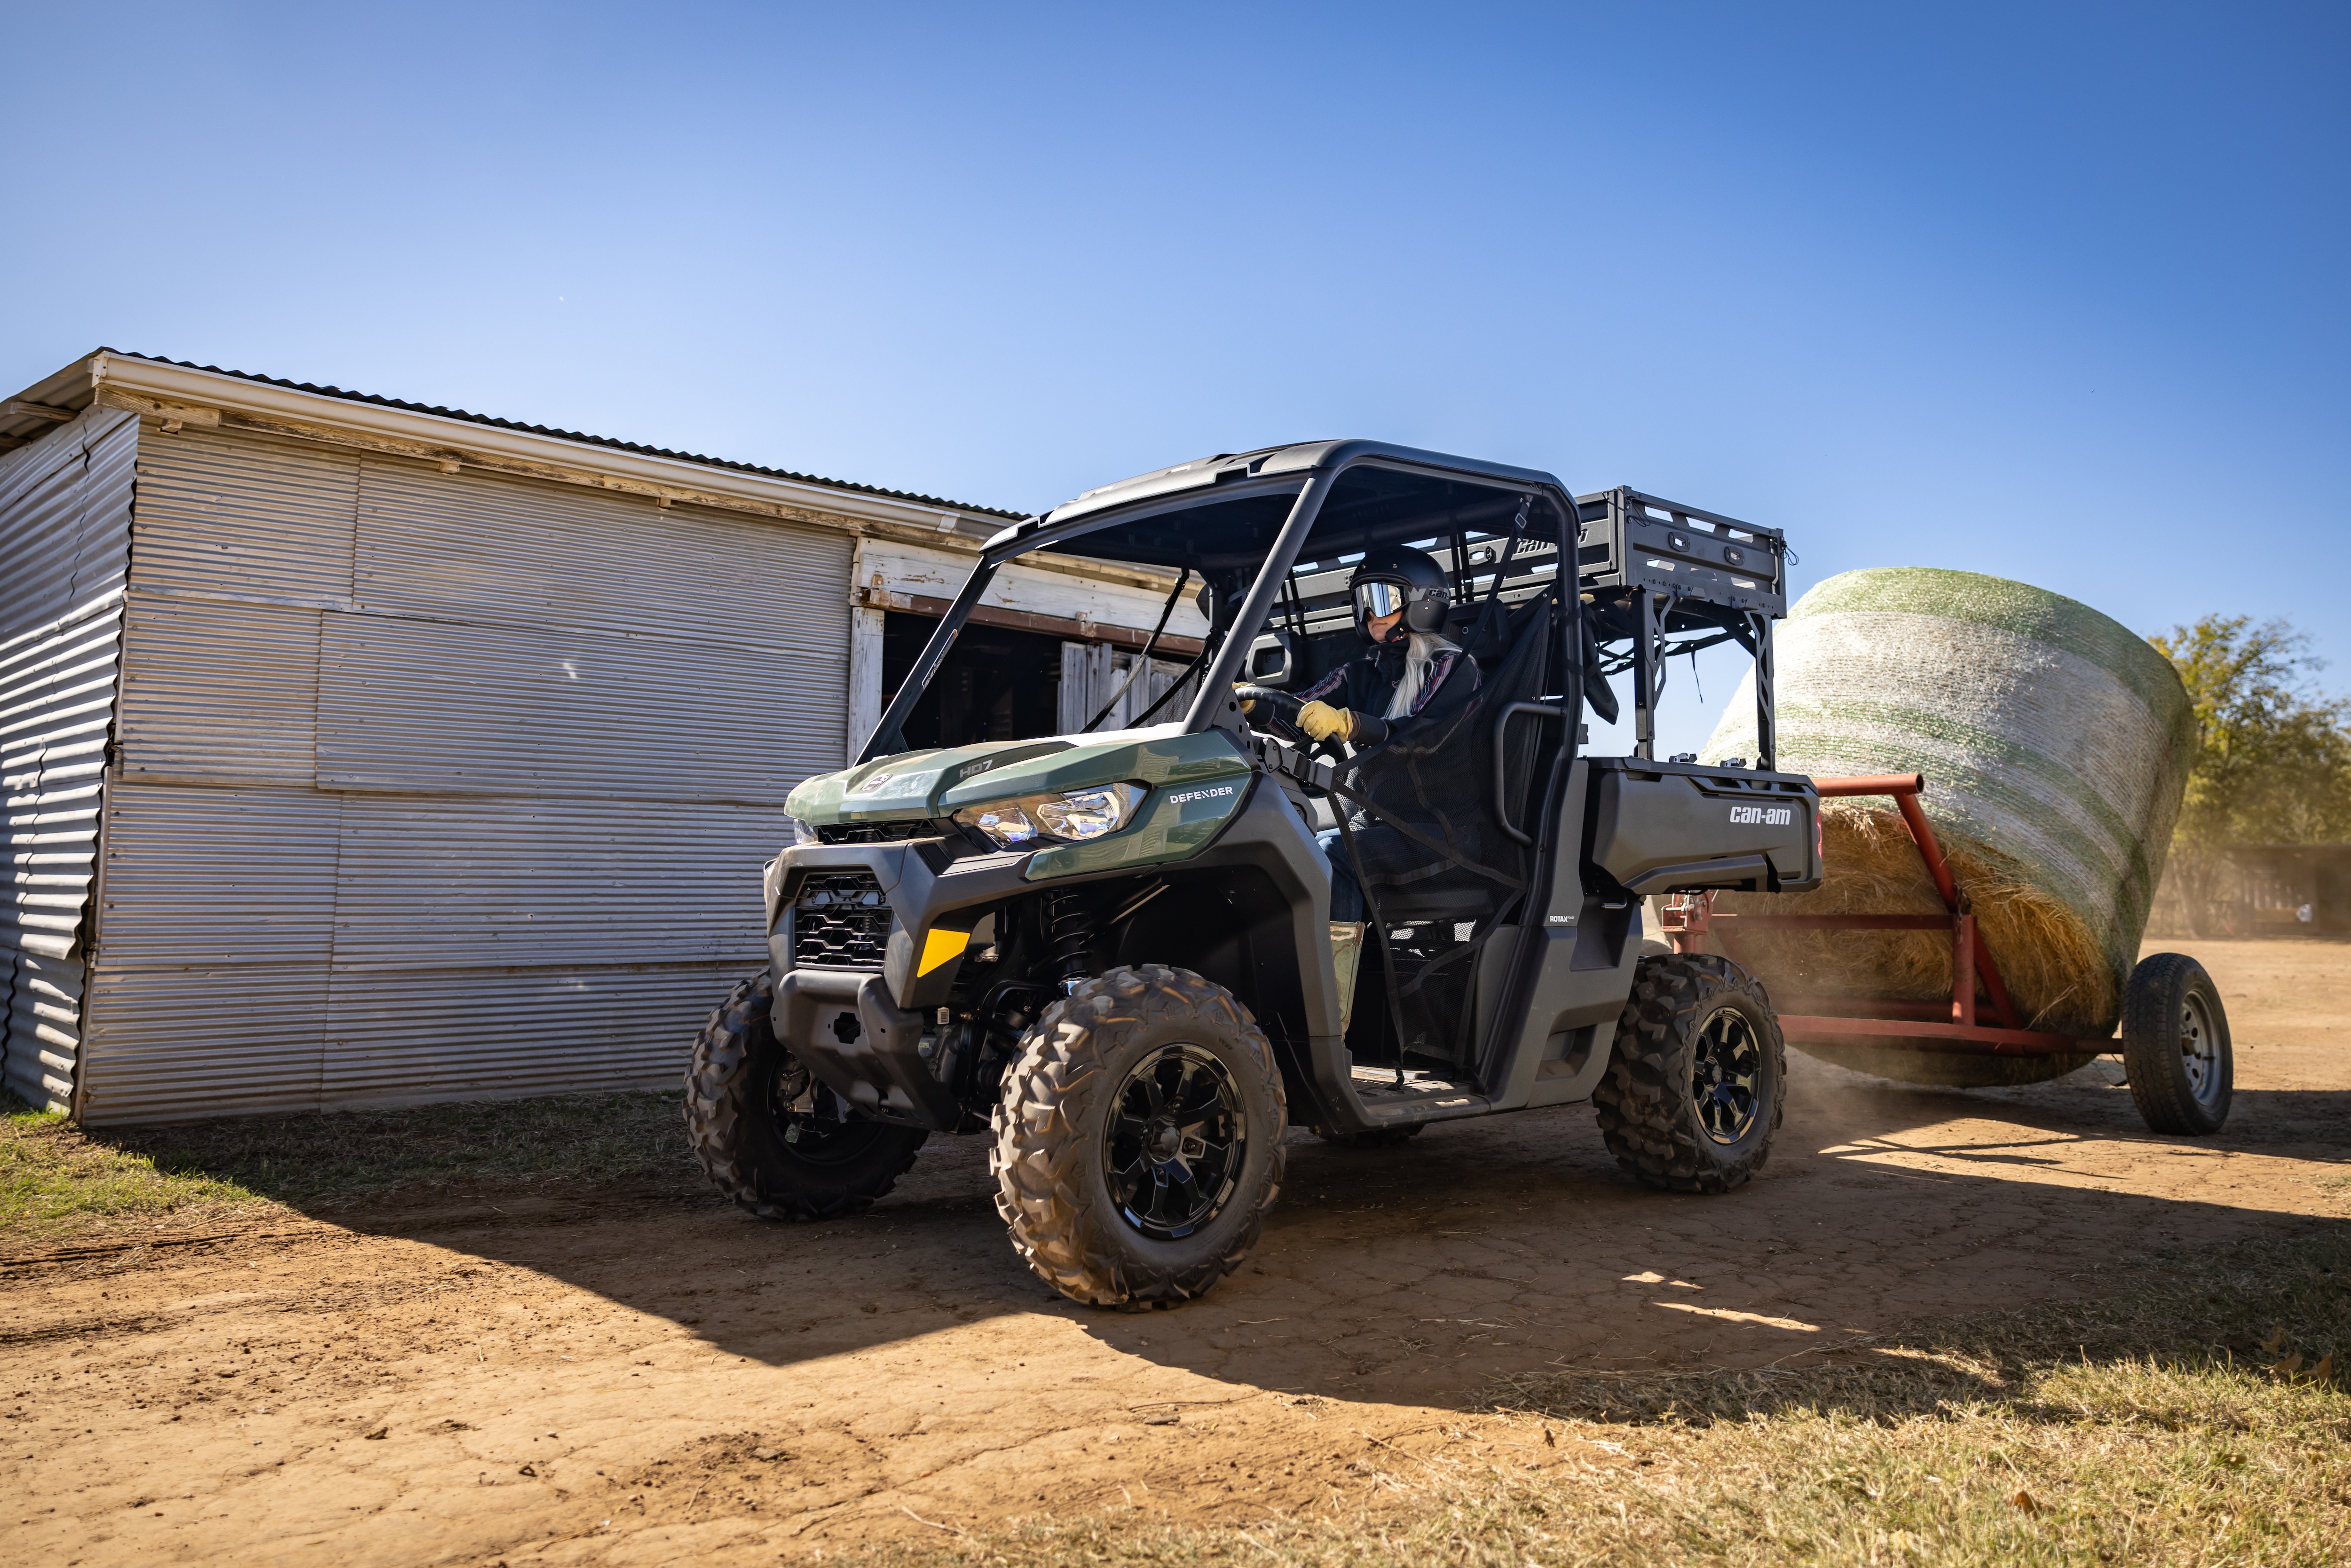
685 971 924 1222
989 965 1286 1308
1592 953 1786 1194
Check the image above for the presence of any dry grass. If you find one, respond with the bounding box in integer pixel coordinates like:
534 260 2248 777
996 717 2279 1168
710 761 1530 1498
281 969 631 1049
835 1231 2351 1567
0 1090 694 1239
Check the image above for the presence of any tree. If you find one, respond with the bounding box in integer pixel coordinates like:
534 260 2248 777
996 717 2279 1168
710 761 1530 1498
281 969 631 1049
2149 615 2351 935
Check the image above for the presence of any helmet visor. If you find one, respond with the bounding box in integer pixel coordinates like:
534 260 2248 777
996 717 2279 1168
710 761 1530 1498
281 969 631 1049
1355 579 1409 622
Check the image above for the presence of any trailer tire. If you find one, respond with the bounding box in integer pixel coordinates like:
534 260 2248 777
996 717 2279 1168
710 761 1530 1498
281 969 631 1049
685 970 927 1221
1594 953 1785 1194
2121 953 2233 1135
991 965 1286 1308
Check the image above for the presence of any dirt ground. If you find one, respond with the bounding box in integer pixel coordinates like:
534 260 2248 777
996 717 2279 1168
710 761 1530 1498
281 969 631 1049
5 938 2345 1567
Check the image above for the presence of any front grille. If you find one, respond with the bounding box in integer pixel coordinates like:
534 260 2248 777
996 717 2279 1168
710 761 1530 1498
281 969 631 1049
788 871 891 969
819 820 941 844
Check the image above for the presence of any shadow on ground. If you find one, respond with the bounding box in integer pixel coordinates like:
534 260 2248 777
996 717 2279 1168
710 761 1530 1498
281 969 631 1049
48 1053 2339 1416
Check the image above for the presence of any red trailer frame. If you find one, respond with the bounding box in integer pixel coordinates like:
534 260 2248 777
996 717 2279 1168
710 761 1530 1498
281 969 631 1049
1659 772 2113 1059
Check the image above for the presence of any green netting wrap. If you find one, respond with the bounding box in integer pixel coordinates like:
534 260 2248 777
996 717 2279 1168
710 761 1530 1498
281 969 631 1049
1700 567 2195 1087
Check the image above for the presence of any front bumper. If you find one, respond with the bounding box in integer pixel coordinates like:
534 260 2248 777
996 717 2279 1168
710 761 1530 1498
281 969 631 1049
764 838 1034 1131
771 968 955 1126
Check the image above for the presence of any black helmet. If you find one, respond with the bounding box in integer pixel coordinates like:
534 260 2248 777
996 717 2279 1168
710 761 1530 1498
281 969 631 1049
1349 545 1451 642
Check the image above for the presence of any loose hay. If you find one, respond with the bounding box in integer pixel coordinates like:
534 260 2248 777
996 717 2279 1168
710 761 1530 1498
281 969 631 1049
1703 568 2194 1088
1713 804 2111 1085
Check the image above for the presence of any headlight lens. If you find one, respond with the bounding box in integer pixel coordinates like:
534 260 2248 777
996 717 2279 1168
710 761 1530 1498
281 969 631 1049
954 784 1145 849
791 818 820 846
963 802 1040 847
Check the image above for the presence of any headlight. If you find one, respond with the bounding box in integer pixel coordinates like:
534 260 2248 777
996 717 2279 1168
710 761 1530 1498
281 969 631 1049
791 818 820 846
953 784 1145 849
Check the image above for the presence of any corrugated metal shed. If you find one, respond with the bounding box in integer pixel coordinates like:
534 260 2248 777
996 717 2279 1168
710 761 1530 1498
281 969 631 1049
0 409 137 1110
78 425 847 1120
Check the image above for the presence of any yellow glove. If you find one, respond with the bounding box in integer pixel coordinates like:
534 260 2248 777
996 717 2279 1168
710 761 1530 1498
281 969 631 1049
1298 700 1355 743
1231 681 1255 715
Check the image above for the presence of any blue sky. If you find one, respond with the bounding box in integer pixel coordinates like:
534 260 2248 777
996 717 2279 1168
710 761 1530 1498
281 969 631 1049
5 3 2344 751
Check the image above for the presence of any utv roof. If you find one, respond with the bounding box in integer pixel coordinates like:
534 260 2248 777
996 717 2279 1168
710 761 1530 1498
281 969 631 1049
992 439 1570 552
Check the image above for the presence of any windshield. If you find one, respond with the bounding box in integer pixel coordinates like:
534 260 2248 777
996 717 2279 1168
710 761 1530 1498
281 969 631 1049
861 453 1577 763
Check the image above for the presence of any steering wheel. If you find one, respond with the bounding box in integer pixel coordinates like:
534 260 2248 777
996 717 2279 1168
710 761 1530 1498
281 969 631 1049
1232 685 1303 721
1234 686 1356 798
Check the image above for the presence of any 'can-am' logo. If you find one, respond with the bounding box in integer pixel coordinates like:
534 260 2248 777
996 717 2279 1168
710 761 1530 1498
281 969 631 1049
1168 784 1237 806
1728 804 1794 826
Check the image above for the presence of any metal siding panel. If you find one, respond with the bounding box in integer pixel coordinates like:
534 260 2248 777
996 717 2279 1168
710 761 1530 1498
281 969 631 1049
0 409 137 642
78 962 726 1122
331 796 778 970
78 964 329 1121
127 425 357 603
1 610 119 959
316 612 845 802
95 785 339 965
115 596 319 784
0 413 133 1111
355 455 854 644
6 950 86 1110
317 964 732 1109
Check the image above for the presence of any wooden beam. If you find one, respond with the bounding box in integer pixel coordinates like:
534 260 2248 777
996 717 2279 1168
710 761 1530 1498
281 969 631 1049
855 586 1206 657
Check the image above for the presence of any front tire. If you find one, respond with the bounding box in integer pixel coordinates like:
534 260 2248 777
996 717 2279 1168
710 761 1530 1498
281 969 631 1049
1594 954 1786 1193
991 965 1287 1307
685 971 927 1221
2121 953 2233 1135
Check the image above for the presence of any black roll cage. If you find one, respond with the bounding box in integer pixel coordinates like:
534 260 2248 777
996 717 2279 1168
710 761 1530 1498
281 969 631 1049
861 442 1596 765
860 442 1785 788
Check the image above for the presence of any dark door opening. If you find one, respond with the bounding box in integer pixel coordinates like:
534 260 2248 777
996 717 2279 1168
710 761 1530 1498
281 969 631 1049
880 613 1065 751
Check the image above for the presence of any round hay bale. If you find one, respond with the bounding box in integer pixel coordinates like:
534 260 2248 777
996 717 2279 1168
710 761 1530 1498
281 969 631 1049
1699 567 2194 1088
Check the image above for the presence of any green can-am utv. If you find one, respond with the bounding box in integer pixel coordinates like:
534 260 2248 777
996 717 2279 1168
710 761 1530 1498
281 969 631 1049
686 441 1821 1308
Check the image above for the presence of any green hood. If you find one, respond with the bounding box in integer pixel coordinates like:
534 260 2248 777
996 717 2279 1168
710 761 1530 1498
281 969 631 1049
785 728 1253 827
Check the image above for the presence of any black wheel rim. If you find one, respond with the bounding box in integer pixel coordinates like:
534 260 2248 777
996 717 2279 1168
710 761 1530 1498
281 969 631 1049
1691 1004 1764 1145
2179 990 2224 1110
767 1050 881 1164
1104 1044 1247 1241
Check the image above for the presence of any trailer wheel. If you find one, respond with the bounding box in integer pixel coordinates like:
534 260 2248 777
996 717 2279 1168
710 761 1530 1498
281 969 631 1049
991 965 1286 1308
1594 953 1786 1194
685 971 927 1221
2121 953 2232 1135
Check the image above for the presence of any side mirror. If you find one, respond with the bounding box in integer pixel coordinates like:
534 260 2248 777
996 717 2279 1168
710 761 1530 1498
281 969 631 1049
1247 631 1296 688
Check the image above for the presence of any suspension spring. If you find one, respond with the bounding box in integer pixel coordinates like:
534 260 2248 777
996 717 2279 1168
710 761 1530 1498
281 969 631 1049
1044 889 1096 993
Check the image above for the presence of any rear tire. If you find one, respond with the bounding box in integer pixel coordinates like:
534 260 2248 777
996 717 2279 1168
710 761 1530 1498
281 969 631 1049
685 971 927 1221
2121 953 2233 1135
1594 954 1786 1193
991 965 1286 1308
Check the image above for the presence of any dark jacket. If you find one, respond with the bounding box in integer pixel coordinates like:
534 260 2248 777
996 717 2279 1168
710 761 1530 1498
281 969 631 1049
1271 641 1489 876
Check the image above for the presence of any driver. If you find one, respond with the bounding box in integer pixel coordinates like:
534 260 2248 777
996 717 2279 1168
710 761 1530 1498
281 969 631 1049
1247 545 1484 1037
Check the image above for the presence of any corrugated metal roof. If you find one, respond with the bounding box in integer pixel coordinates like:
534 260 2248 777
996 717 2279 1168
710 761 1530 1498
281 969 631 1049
2 349 1023 519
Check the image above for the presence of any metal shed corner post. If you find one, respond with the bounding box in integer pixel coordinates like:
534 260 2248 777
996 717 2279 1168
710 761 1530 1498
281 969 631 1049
0 408 137 1113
